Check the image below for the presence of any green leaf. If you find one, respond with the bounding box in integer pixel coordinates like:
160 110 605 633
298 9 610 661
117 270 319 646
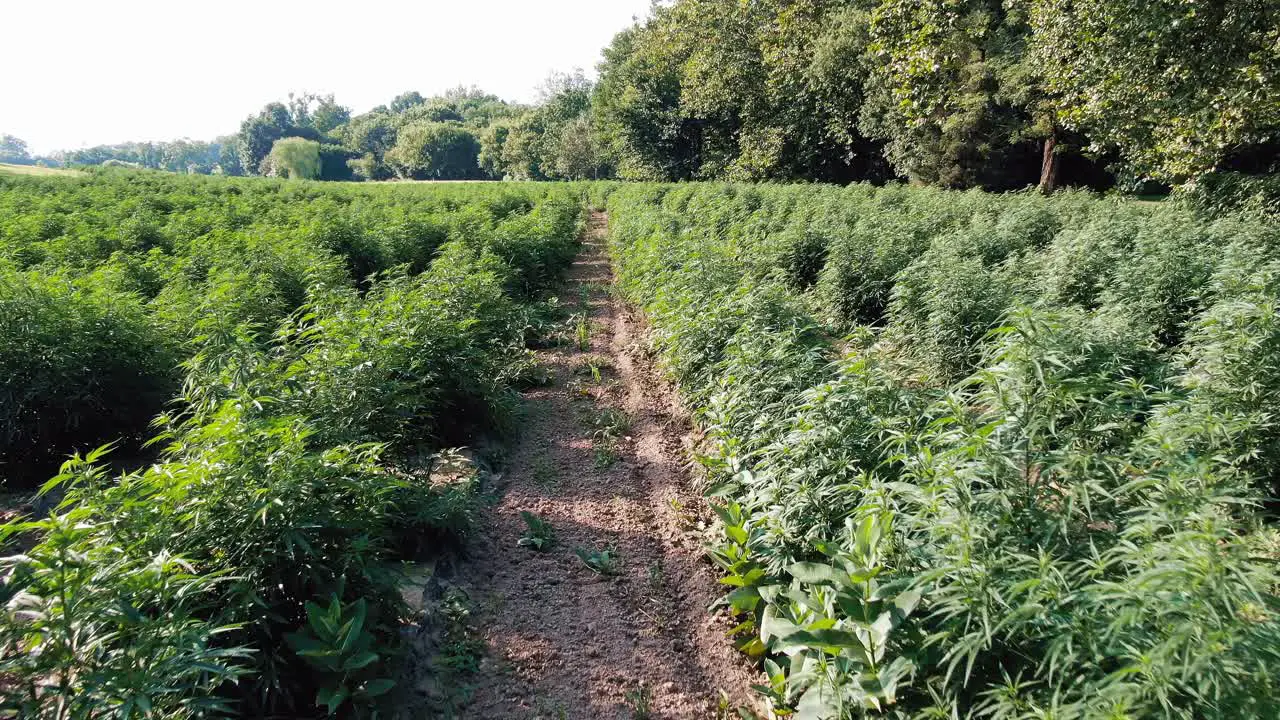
893 590 921 618
362 678 396 697
760 607 801 644
305 600 338 639
284 631 322 654
724 586 761 613
340 599 368 652
788 628 873 663
318 684 350 714
725 524 749 545
795 681 840 720
788 562 842 585
342 650 380 672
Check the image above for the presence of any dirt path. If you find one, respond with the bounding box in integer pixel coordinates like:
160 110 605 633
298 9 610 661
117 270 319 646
440 212 760 718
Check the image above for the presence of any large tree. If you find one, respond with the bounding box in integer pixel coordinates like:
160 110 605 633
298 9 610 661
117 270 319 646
338 88 520 180
691 0 890 181
594 24 700 180
1030 0 1280 183
501 70 607 180
863 0 1058 191
389 91 425 115
591 0 1132 189
342 112 399 180
477 121 514 178
215 135 244 175
309 95 352 136
236 103 295 174
552 115 607 180
594 1 892 183
234 96 344 175
384 122 482 180
0 135 33 165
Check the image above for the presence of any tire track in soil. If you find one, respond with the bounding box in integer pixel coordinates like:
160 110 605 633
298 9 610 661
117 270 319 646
437 211 760 719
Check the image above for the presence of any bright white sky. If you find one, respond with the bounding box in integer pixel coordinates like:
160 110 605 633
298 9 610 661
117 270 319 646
2 0 655 155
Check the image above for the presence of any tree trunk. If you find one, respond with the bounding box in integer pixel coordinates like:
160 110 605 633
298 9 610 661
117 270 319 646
1039 131 1059 194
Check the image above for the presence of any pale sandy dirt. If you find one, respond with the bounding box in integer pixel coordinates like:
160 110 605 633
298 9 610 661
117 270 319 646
421 212 763 718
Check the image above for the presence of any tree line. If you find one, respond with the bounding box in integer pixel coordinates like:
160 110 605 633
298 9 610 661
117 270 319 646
236 78 610 182
7 79 604 183
591 0 1278 191
7 0 1276 191
3 132 235 174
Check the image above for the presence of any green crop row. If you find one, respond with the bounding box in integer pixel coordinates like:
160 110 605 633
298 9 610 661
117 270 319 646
607 183 1280 718
0 170 578 483
0 171 584 716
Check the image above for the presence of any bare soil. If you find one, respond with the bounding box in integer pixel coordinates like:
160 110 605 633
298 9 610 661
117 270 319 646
424 212 762 718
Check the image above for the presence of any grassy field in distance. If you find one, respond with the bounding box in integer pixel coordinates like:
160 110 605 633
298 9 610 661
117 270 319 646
0 163 83 177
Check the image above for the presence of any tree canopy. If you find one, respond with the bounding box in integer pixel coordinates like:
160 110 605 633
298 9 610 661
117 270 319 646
593 0 1279 189
1030 0 1280 182
0 135 34 165
385 122 483 180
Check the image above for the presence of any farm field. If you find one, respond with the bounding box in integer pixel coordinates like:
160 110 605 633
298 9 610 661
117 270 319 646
3 0 1277 715
0 170 587 716
0 163 82 177
1 169 1280 719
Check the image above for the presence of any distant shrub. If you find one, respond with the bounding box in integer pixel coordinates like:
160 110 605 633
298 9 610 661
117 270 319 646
264 137 322 179
815 207 935 327
485 196 583 296
888 230 1016 381
1099 208 1218 346
275 244 524 449
1172 254 1280 495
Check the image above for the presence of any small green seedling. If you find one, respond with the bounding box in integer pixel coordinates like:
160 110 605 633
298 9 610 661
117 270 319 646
647 560 665 591
574 545 622 576
625 684 653 719
715 690 759 719
284 595 395 713
517 511 556 551
593 443 619 469
438 588 484 674
574 354 613 383
532 456 558 489
591 407 631 438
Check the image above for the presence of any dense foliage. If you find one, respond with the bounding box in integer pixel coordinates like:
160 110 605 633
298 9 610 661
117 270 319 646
0 170 584 716
592 0 1278 189
607 182 1280 718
